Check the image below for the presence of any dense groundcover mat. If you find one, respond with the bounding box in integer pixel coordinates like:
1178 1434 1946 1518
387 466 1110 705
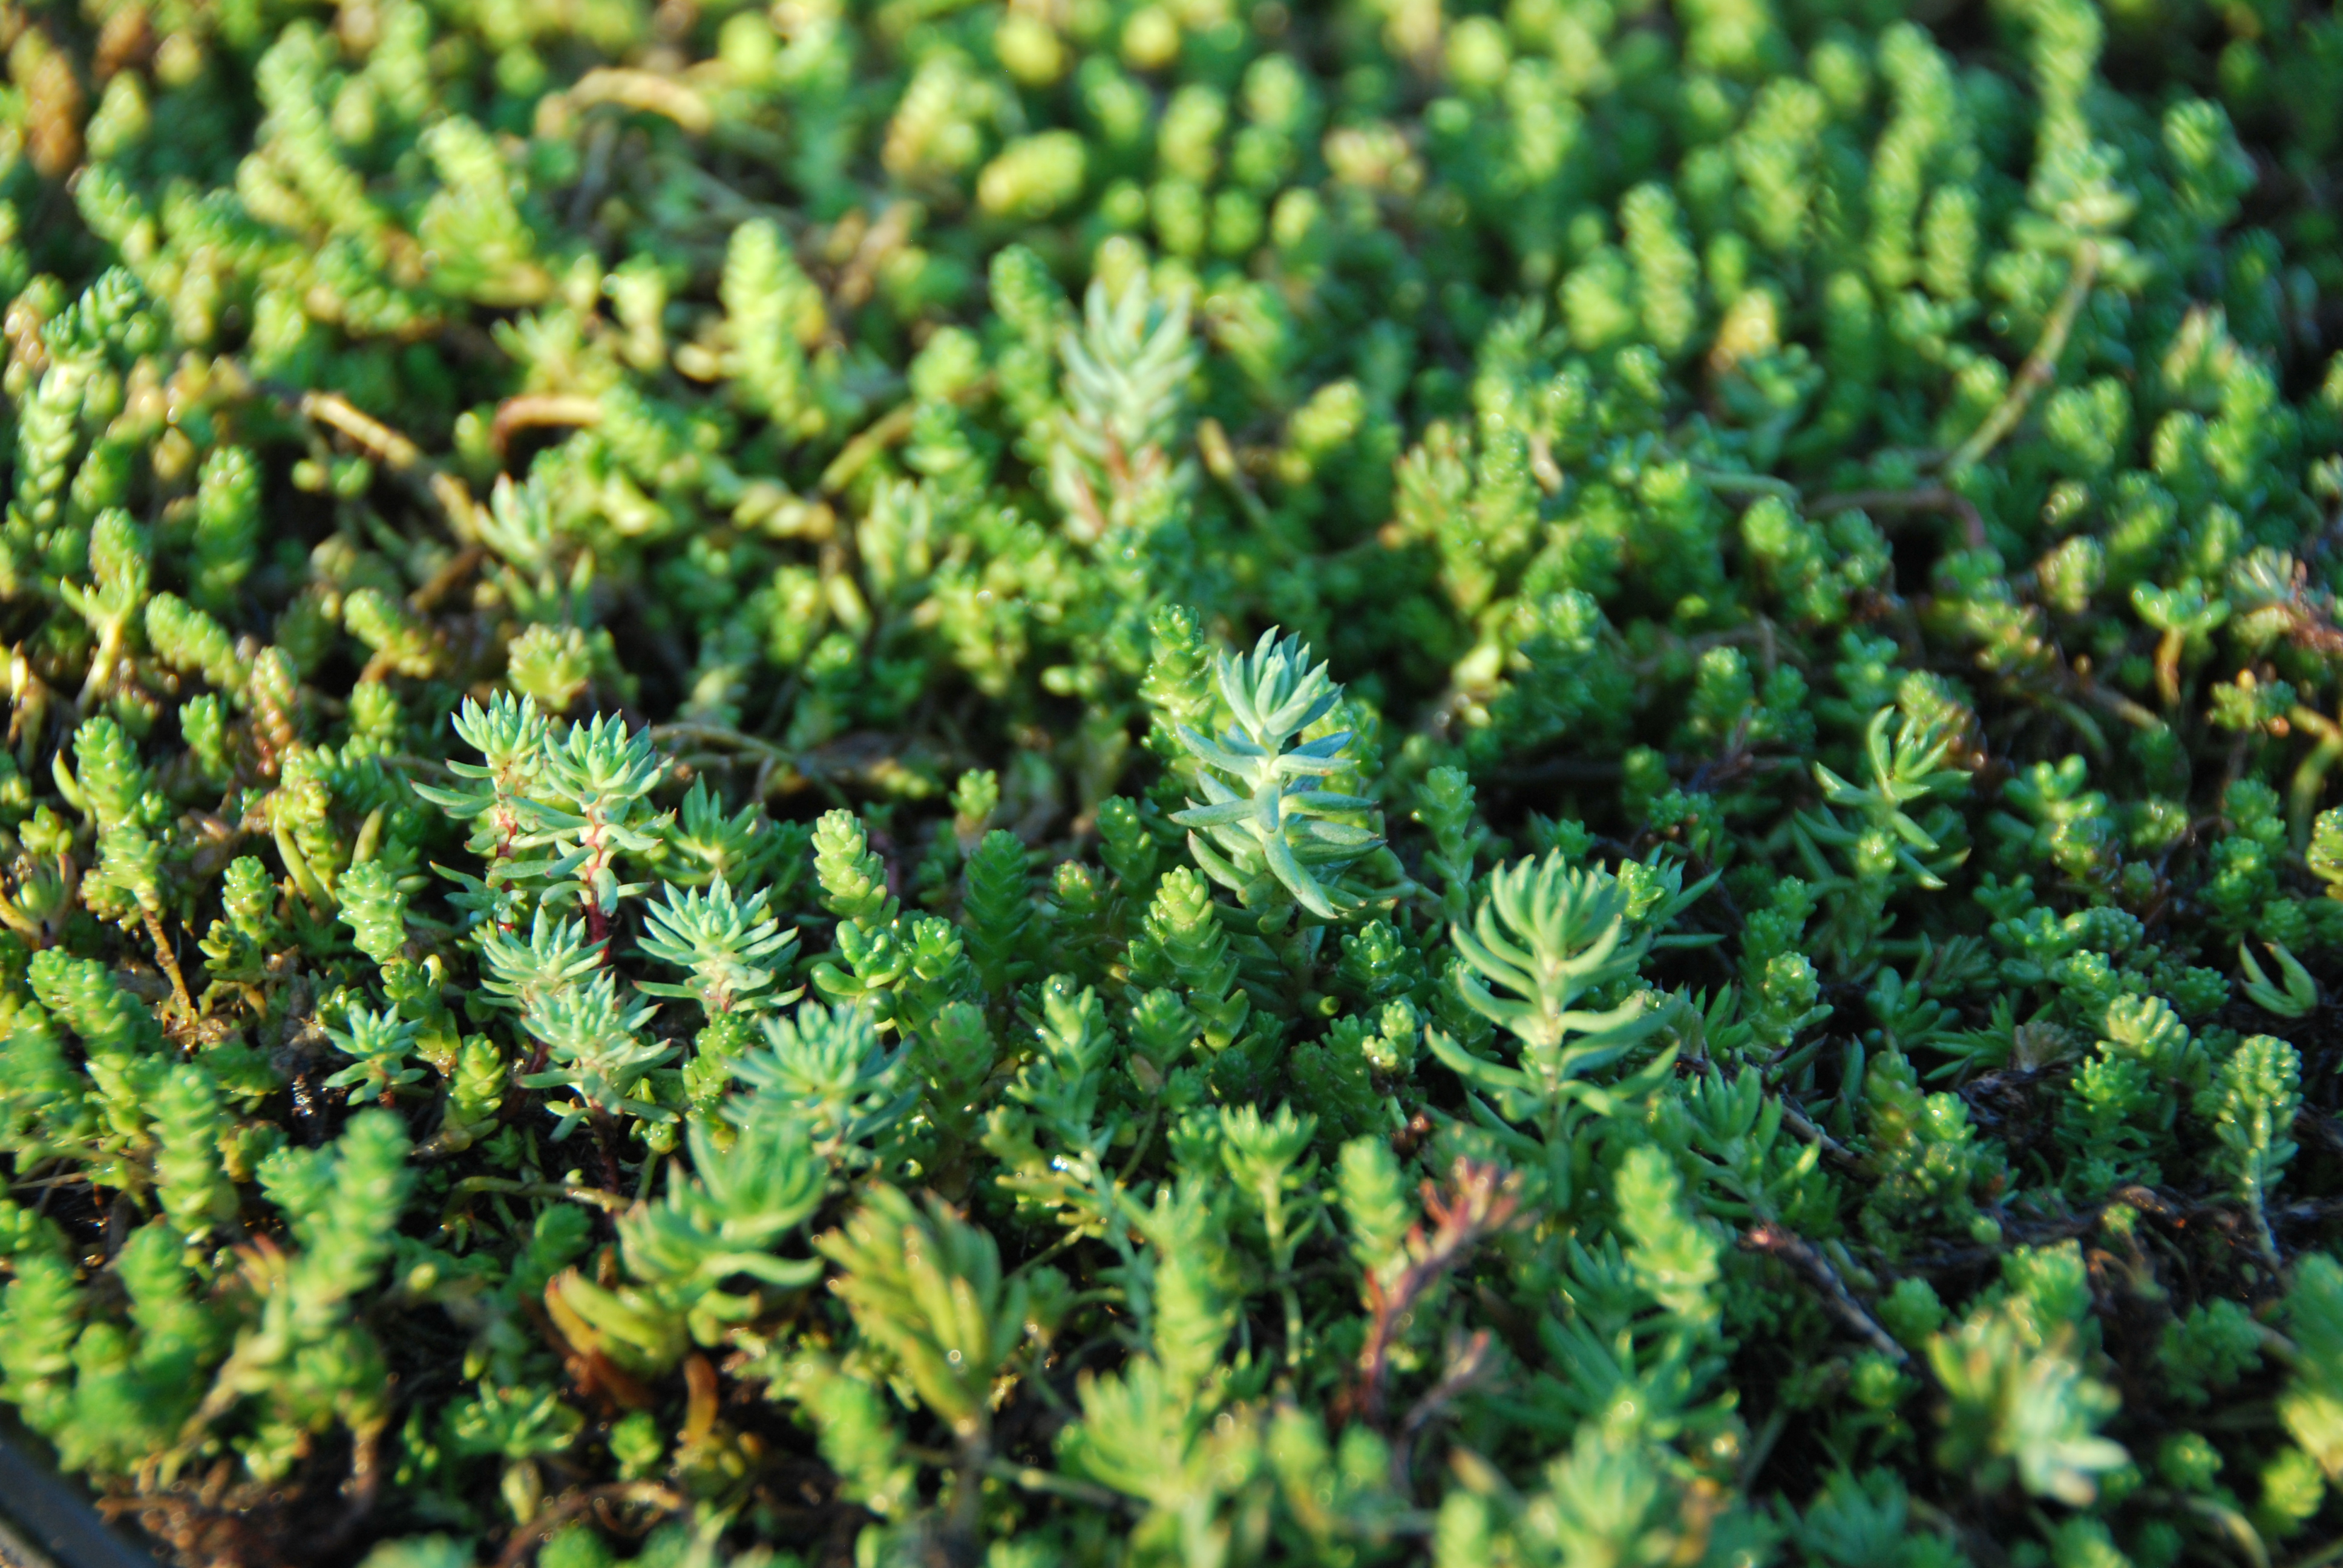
13 0 2343 1564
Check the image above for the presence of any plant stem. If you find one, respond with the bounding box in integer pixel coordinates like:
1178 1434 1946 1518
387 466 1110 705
140 908 195 1019
491 394 603 457
445 1176 631 1213
491 1484 683 1568
1738 1223 1909 1365
2289 704 2343 849
1944 241 2101 478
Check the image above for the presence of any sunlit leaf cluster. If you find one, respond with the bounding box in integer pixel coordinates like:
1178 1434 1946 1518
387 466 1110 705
4 0 2343 1565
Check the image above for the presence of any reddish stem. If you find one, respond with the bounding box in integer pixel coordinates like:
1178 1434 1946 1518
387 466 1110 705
1342 1158 1521 1431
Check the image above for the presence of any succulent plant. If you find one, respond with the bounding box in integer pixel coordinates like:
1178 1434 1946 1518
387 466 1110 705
3 0 2343 1565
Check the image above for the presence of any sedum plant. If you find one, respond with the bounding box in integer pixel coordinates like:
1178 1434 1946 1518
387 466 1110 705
5 0 2343 1564
1170 629 1387 920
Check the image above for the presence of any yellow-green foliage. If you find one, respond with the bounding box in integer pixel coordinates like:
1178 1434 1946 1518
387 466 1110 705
3 0 2343 1565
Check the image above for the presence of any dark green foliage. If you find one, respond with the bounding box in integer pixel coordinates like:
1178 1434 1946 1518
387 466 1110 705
4 0 2343 1565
